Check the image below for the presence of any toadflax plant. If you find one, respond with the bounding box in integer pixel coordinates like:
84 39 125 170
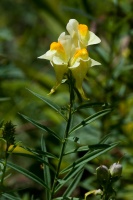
0 19 121 200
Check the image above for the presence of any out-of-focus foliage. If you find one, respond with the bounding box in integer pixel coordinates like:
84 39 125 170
0 0 133 199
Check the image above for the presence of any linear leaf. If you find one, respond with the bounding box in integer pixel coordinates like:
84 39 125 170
64 146 89 155
99 134 111 144
55 165 84 193
88 144 110 151
75 102 111 111
20 145 58 159
6 161 50 190
61 142 118 174
27 89 67 120
64 144 110 155
11 152 56 173
41 135 51 200
2 193 21 200
19 113 62 141
63 169 83 197
69 108 111 134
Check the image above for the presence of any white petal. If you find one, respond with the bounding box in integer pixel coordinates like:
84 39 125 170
66 19 78 36
38 50 55 61
90 58 101 67
58 32 72 61
53 56 67 65
69 59 80 69
58 32 71 41
88 31 101 45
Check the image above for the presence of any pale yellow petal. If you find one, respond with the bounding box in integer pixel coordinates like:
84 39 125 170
90 58 101 67
88 31 101 45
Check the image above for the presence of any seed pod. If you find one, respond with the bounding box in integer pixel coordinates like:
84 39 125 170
96 165 109 185
109 162 122 178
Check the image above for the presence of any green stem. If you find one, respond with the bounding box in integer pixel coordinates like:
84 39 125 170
51 73 74 199
0 142 9 185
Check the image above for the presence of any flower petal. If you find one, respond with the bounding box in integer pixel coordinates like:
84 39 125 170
70 48 89 66
66 19 79 48
78 24 90 47
90 58 101 67
66 19 78 36
38 50 56 61
88 31 101 45
58 32 72 61
53 56 67 65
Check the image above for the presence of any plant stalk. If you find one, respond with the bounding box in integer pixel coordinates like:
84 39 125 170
51 73 74 199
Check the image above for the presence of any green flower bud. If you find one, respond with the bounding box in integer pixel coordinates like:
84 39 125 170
109 163 122 178
96 165 109 185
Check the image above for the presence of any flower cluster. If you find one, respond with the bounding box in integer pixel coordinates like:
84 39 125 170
95 163 122 199
85 162 122 199
38 19 101 99
96 162 122 186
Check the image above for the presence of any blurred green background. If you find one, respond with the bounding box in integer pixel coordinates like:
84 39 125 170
0 0 133 199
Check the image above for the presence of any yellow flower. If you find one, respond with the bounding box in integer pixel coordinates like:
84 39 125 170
69 48 100 99
66 19 101 48
38 19 101 98
38 32 71 94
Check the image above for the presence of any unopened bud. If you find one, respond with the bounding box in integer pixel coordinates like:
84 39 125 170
109 162 122 178
96 165 109 185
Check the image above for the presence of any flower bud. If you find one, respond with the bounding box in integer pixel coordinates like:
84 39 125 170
109 162 122 178
96 165 109 185
2 121 16 146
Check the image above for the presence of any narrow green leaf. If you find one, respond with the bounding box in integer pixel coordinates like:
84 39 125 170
19 113 62 141
75 102 110 111
20 145 58 159
41 134 51 200
35 150 58 159
99 134 111 144
6 161 50 190
88 144 110 151
2 193 21 200
69 109 111 134
63 169 83 197
55 165 84 193
64 144 110 155
64 146 89 155
11 152 56 173
27 89 67 120
61 142 118 174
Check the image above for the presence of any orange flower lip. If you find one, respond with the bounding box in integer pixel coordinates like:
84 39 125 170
70 48 89 66
74 48 89 59
50 42 64 52
78 24 89 36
